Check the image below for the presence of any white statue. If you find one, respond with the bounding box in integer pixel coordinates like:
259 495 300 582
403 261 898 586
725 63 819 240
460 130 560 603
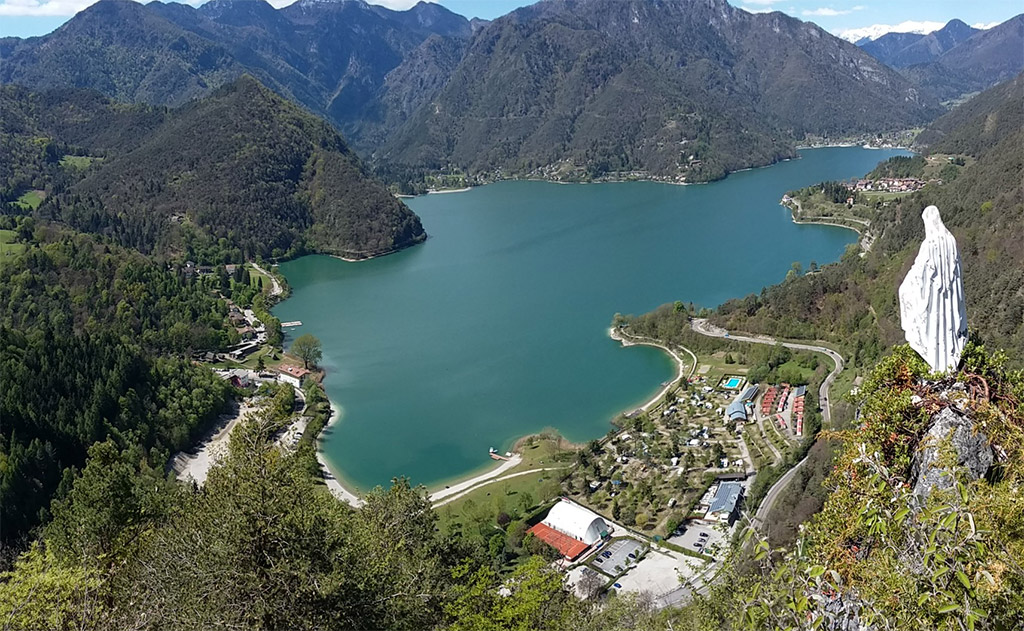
898 206 968 373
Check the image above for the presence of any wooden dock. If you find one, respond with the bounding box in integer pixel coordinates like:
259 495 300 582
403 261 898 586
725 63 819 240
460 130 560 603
281 321 302 328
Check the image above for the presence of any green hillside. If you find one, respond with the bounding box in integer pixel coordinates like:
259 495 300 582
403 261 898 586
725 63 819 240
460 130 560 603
1 77 425 261
714 73 1024 369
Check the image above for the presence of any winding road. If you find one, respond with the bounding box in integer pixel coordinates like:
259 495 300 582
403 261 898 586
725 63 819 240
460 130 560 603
690 318 845 527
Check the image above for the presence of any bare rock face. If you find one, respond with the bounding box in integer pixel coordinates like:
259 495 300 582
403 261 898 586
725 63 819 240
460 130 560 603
898 206 968 373
911 407 993 500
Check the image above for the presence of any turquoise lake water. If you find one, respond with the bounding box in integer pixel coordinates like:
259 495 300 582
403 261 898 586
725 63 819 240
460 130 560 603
274 147 909 492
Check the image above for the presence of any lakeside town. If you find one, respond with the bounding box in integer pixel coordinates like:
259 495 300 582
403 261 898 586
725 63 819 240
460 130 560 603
167 263 838 607
424 322 839 606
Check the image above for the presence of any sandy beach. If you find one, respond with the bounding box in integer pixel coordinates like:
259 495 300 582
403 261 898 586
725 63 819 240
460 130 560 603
316 401 364 507
426 187 472 194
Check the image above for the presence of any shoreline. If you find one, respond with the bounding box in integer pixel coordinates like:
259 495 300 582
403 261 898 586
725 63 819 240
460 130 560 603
608 327 693 414
426 187 472 194
309 328 691 510
791 216 864 236
315 400 364 507
283 147 874 508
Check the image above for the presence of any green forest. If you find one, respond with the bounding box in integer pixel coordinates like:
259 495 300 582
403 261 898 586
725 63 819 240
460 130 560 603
0 79 425 263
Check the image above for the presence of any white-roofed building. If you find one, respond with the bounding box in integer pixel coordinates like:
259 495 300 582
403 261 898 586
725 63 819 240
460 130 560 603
542 499 610 545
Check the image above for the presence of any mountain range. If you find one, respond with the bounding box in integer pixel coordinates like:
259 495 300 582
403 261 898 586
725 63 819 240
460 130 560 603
1 0 940 183
858 16 1024 101
0 0 473 150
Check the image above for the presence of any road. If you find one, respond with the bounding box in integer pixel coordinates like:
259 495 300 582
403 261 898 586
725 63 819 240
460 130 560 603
752 455 809 527
250 262 283 297
690 318 845 526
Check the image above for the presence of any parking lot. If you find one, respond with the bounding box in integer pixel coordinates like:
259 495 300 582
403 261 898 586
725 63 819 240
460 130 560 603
667 522 726 557
589 538 645 576
614 548 689 597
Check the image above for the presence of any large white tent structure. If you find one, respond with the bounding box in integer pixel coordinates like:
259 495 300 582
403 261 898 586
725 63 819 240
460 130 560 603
542 499 610 545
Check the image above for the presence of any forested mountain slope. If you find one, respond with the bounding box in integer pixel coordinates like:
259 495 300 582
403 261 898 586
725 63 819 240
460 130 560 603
382 0 938 181
0 220 236 541
1 77 425 260
857 31 926 65
714 73 1024 369
0 0 472 149
896 14 1024 101
2 0 938 184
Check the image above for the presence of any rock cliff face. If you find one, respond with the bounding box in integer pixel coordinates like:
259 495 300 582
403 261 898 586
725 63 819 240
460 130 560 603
911 405 993 499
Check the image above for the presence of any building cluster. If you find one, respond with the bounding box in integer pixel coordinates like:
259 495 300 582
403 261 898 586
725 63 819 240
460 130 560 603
852 178 924 193
695 481 744 524
792 385 807 437
216 363 311 391
726 385 759 425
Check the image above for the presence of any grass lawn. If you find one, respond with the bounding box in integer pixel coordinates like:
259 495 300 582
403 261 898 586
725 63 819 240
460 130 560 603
60 155 99 170
246 263 274 294
434 435 575 531
0 230 27 266
15 190 44 210
209 345 293 372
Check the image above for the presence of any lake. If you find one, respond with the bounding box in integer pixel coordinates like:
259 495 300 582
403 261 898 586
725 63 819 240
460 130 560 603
274 147 909 492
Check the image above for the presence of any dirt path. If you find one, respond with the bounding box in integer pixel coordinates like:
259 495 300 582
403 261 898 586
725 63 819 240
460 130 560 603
250 262 282 297
427 454 525 504
430 466 565 508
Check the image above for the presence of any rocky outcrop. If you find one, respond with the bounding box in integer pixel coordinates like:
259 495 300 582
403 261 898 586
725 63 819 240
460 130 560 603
911 406 993 499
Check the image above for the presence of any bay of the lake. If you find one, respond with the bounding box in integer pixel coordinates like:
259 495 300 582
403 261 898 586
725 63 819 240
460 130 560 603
274 147 909 492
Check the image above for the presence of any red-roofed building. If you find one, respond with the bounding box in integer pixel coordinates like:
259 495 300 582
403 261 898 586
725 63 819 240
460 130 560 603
527 523 590 560
275 363 311 388
527 499 611 560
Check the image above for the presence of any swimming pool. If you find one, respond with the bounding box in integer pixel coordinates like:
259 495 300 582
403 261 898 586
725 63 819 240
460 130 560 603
722 376 743 389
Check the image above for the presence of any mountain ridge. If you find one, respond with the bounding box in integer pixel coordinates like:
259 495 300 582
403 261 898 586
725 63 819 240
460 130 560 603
380 0 937 181
1 0 940 184
2 76 426 261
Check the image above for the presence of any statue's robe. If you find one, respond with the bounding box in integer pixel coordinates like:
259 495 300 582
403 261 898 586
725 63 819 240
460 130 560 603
898 206 968 373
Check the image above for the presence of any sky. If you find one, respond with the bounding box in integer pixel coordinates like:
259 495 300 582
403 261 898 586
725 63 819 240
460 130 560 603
0 0 1019 40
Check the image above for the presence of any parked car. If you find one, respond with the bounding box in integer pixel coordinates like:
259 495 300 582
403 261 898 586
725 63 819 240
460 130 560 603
693 542 703 549
700 532 711 538
627 552 636 559
602 551 612 558
613 583 622 589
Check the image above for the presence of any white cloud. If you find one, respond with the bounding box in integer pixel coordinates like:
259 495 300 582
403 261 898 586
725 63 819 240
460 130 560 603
834 20 946 42
803 6 865 17
0 1 93 16
971 21 998 30
0 0 423 17
743 0 785 5
740 6 775 13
